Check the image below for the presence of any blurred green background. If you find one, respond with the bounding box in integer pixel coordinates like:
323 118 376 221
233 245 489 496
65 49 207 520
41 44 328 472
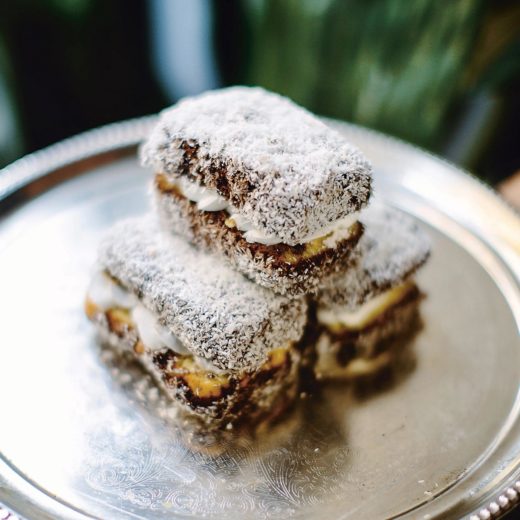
0 0 518 183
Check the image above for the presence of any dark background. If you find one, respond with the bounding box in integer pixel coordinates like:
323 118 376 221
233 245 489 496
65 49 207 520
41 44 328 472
0 0 518 183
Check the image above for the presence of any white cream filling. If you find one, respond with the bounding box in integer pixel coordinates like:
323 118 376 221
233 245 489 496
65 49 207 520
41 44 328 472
317 283 412 331
193 355 227 375
88 271 138 310
88 272 189 357
178 177 228 211
131 304 189 354
173 177 359 246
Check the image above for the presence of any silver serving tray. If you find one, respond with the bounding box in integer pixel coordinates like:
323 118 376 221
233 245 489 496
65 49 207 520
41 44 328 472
0 118 519 520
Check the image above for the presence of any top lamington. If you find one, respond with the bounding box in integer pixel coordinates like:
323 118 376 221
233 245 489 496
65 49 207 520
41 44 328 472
141 86 372 244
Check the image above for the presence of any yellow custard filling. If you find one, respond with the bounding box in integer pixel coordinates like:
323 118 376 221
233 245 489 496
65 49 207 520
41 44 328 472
267 347 289 368
281 234 331 264
85 298 290 399
157 174 182 195
174 347 289 398
174 357 232 398
318 281 415 333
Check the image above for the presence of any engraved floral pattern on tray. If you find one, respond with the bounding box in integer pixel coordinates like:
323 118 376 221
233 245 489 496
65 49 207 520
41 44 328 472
84 354 351 519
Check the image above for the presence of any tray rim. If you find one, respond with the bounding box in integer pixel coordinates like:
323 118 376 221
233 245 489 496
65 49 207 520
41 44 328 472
0 116 519 520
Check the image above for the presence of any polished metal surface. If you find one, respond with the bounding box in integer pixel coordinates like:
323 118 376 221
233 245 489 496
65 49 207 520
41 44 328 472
0 120 519 520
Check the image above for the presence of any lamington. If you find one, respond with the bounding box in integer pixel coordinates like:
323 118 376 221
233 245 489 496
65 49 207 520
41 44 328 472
312 205 431 380
141 86 372 297
84 217 307 428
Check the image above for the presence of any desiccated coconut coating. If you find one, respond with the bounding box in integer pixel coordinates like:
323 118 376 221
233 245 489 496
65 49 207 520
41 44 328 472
318 205 431 310
97 217 307 372
140 86 372 245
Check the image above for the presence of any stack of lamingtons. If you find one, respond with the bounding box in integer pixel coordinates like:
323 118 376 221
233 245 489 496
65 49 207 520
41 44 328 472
85 87 430 429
